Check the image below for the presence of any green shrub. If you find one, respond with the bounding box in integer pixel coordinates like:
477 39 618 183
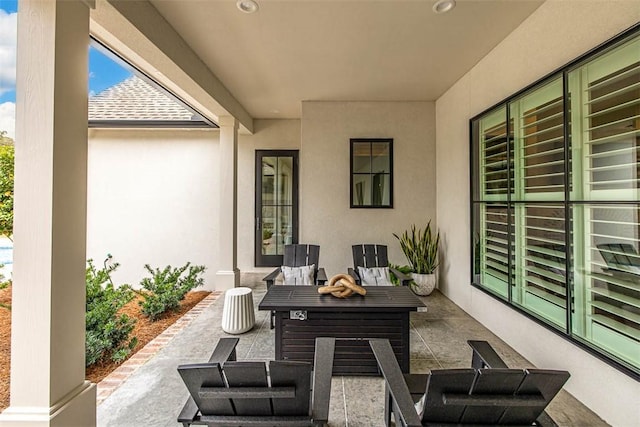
139 262 205 321
0 268 9 311
85 256 138 367
389 263 413 286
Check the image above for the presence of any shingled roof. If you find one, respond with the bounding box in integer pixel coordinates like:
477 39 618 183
89 75 210 125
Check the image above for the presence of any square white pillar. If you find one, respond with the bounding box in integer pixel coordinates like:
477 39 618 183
216 116 240 290
0 1 96 425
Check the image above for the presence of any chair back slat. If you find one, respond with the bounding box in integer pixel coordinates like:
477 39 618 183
222 362 272 416
460 369 526 424
306 245 320 267
269 360 312 416
353 244 390 268
293 244 308 266
363 244 378 267
352 245 365 269
376 245 389 266
177 363 234 416
500 369 571 425
422 368 570 426
422 369 477 423
284 244 320 269
283 245 296 266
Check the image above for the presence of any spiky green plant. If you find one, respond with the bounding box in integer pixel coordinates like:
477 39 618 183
393 221 440 274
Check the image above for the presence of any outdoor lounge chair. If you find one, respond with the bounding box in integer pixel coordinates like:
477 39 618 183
369 338 570 427
177 336 336 427
262 244 328 328
349 244 412 286
262 244 328 288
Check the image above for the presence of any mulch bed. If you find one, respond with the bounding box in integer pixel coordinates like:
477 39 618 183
0 284 11 413
0 284 210 411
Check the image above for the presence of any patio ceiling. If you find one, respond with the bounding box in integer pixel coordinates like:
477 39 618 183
99 0 545 122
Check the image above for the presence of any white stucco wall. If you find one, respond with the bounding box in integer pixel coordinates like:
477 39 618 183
435 2 640 426
301 101 436 276
87 128 220 290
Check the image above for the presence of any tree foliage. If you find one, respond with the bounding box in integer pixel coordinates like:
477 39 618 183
0 131 13 146
0 133 14 240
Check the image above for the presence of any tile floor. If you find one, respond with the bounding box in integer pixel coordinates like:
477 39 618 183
97 273 607 427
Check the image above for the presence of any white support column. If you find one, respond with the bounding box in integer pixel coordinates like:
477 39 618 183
215 116 240 290
0 1 95 426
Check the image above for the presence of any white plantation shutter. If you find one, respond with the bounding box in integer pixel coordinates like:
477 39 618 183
572 37 640 201
568 35 640 367
515 79 565 199
481 205 510 297
510 78 568 326
517 205 567 327
480 107 510 200
473 29 639 372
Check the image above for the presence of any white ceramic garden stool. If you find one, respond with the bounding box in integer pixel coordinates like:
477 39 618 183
221 287 255 334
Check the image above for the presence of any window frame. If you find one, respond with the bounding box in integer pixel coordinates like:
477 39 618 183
469 22 640 380
350 138 394 209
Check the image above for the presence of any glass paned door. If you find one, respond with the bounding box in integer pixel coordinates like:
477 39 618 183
255 150 298 267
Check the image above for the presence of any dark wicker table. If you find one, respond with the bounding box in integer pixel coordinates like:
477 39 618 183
258 285 426 375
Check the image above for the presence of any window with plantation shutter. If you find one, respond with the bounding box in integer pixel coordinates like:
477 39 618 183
481 204 510 298
568 34 640 369
477 107 511 298
511 78 567 327
479 107 510 199
471 26 639 377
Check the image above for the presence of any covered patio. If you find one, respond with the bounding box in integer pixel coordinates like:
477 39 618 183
96 274 604 427
2 1 639 426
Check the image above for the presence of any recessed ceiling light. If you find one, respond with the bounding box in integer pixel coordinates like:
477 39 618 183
237 0 259 14
433 0 456 14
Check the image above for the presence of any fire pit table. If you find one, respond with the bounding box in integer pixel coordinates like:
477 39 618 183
258 285 426 375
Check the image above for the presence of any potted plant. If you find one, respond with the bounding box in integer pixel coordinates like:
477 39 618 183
262 227 274 247
393 221 440 295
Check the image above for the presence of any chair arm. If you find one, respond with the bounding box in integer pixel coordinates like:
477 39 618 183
177 395 200 426
390 268 412 287
263 268 281 289
208 337 239 363
369 339 423 427
467 340 508 369
347 268 361 285
316 268 328 285
311 337 336 425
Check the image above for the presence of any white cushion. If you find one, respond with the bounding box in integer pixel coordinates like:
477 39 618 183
357 266 392 286
281 264 315 285
414 393 425 419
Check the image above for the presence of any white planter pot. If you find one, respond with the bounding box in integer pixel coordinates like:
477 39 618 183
410 273 437 296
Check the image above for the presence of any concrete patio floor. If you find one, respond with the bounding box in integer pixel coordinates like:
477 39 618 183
97 273 607 427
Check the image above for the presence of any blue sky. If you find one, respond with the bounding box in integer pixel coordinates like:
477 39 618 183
0 0 132 137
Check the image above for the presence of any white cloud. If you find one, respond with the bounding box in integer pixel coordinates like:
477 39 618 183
0 102 15 139
0 9 17 95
